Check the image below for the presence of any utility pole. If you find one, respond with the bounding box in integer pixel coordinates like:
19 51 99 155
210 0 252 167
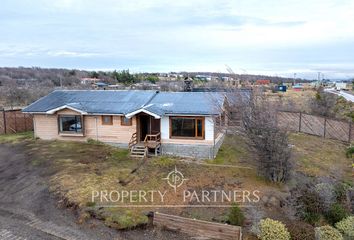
293 73 296 85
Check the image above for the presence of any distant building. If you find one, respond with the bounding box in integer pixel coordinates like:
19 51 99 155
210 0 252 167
255 79 271 85
335 82 351 91
292 83 304 91
80 78 99 84
93 82 109 89
195 75 212 81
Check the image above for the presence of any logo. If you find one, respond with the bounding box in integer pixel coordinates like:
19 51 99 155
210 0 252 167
163 166 188 192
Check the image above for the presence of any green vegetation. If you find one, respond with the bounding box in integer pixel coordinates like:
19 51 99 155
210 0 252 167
325 203 348 225
112 69 138 84
335 216 354 239
258 218 291 240
227 203 245 226
0 131 33 143
315 225 343 240
208 134 251 165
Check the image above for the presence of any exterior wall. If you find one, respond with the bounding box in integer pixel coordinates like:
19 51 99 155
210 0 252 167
33 109 137 146
160 116 214 145
160 116 223 159
33 110 225 159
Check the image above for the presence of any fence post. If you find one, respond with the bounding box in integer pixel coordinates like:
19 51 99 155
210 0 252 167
14 111 17 133
324 118 327 138
349 122 352 143
299 112 302 132
2 109 6 134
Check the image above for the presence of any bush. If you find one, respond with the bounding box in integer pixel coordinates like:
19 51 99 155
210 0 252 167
286 221 315 240
325 203 348 225
257 218 291 240
345 146 354 158
227 203 245 226
294 185 324 225
314 225 343 240
335 216 354 239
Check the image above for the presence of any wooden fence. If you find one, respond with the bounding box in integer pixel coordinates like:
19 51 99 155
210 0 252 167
0 109 33 134
277 111 354 142
149 212 242 240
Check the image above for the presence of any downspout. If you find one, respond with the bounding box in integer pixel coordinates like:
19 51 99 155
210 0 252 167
213 117 216 159
32 114 36 139
95 116 98 140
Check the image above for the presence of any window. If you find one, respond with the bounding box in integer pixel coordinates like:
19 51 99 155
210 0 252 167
121 116 132 126
102 116 113 125
170 117 204 139
59 115 82 133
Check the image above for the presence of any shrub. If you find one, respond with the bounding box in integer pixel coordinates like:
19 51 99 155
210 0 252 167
87 138 104 145
227 203 245 226
345 146 354 158
335 216 354 239
334 182 351 204
314 225 343 240
257 218 291 240
294 185 324 225
325 203 348 225
286 221 315 240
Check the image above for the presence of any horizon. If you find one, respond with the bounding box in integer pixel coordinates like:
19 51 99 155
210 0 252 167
1 0 354 80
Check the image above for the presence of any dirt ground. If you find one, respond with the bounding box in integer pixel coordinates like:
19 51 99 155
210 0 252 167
0 142 190 240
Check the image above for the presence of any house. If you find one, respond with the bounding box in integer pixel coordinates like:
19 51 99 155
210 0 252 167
23 90 228 159
80 78 100 85
292 83 304 91
335 82 351 91
255 79 271 85
93 82 109 90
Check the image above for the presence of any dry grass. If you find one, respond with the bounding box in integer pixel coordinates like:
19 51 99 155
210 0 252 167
0 131 33 143
289 132 353 181
11 130 352 230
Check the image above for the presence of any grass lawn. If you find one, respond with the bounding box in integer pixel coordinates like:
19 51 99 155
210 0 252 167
0 131 33 143
2 130 352 231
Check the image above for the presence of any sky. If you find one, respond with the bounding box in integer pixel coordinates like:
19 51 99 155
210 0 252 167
1 0 354 79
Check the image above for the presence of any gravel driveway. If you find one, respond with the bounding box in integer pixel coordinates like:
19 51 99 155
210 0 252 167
0 143 190 240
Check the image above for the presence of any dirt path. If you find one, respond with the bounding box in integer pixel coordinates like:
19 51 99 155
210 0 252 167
0 143 190 240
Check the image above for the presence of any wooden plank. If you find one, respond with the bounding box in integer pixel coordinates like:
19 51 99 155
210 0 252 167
153 212 242 240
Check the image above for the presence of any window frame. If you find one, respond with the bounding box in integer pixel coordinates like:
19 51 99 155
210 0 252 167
58 115 83 134
121 116 132 126
101 115 113 125
169 116 205 140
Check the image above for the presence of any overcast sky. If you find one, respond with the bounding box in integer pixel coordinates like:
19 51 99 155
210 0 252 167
1 0 354 79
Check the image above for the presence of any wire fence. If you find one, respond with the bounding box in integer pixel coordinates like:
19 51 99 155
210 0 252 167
277 111 353 142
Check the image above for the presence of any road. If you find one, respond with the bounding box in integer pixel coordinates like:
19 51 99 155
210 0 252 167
0 143 189 240
324 88 354 102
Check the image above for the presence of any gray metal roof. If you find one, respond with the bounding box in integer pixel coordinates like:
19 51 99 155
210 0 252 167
145 92 225 116
23 90 226 116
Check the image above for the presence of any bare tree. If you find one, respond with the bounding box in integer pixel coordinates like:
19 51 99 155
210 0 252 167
227 89 292 182
309 88 337 117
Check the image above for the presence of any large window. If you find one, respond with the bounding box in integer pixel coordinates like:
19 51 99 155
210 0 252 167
59 115 82 133
170 117 204 139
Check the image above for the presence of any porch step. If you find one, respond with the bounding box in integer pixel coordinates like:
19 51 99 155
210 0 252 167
130 146 147 158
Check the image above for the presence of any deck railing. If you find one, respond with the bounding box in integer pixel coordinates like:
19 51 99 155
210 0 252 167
128 132 137 149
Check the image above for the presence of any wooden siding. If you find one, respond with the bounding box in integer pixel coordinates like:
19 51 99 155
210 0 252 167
33 109 137 143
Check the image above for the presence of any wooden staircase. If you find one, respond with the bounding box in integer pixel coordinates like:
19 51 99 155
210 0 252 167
130 145 148 158
128 132 161 159
129 132 147 159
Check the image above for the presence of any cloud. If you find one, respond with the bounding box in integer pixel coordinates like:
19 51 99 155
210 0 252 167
0 0 353 79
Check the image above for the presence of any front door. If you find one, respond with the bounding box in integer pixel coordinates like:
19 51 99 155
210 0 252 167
138 114 160 142
140 115 150 141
